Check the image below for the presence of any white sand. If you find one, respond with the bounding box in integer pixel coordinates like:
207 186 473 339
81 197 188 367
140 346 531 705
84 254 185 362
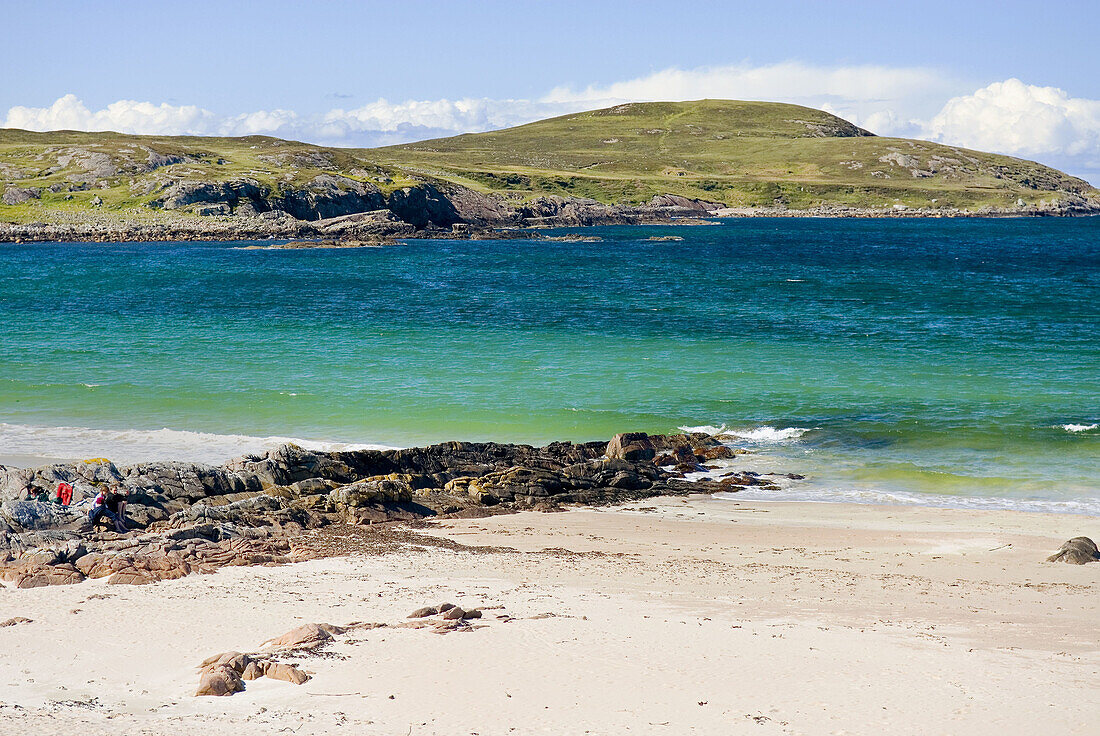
0 496 1096 735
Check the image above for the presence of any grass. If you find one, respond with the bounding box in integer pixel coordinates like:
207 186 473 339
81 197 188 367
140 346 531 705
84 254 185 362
2 99 1097 224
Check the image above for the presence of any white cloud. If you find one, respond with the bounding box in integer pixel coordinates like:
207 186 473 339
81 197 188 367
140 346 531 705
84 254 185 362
3 93 218 135
3 68 1100 182
921 79 1100 167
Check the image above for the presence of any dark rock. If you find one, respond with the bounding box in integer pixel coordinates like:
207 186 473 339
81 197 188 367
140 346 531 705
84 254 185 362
387 184 461 228
1046 537 1100 564
2 186 42 205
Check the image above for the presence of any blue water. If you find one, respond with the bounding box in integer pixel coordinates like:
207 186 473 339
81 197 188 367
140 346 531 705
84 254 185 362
0 218 1097 512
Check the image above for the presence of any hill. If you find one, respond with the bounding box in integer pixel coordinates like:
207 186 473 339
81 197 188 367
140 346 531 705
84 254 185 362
1 100 1097 239
376 99 1097 211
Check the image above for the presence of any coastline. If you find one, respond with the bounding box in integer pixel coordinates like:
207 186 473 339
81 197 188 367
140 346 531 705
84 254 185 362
1 495 1095 735
3 201 1099 245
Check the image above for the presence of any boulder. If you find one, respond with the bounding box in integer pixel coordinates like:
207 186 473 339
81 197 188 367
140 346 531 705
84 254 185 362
196 667 244 696
262 622 345 650
408 606 439 618
3 562 85 588
2 186 42 205
606 433 657 463
263 661 311 684
1046 537 1100 564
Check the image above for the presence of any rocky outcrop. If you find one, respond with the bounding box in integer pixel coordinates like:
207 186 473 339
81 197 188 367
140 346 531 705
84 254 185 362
387 184 461 227
0 431 759 587
2 186 42 205
274 175 386 221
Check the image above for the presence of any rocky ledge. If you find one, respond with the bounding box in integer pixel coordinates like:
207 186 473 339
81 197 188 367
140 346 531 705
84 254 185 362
0 432 778 588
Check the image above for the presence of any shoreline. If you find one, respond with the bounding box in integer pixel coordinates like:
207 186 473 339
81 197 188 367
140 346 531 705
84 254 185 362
2 419 1096 517
3 206 1099 245
1 495 1095 735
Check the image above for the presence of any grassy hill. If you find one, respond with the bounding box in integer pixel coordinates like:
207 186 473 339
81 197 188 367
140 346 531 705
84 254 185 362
375 100 1098 210
1 100 1097 228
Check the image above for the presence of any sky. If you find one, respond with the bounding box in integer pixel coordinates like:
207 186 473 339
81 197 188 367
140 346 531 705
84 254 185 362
4 0 1100 182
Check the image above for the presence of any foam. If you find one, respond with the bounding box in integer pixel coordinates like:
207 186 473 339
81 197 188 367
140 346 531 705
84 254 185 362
713 485 1100 516
1059 423 1098 433
0 422 395 468
678 424 812 443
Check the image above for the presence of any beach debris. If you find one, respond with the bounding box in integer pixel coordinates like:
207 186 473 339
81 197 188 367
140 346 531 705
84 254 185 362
1045 537 1100 564
0 616 33 627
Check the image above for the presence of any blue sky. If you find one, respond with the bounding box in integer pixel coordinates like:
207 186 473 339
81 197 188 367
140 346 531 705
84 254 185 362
4 0 1100 181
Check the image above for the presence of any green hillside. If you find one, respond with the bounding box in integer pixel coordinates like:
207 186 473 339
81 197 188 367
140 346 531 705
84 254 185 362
375 100 1098 210
1 99 1097 228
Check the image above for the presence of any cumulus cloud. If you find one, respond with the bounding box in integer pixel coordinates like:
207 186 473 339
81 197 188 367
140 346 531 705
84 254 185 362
1 93 576 148
922 79 1100 166
3 67 1100 182
4 93 218 135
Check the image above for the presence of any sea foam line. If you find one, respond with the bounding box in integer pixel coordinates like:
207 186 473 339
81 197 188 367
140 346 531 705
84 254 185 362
678 424 812 443
1059 423 1098 433
0 422 395 468
713 484 1100 517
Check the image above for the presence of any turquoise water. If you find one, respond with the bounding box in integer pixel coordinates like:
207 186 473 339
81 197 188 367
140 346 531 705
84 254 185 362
1 218 1097 511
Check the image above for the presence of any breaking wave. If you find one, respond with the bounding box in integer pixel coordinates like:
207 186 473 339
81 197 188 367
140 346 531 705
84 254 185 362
0 422 394 468
678 424 812 443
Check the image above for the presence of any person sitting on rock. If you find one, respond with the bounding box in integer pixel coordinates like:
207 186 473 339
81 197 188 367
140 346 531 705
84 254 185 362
54 481 73 506
88 486 128 533
25 485 49 503
105 486 129 529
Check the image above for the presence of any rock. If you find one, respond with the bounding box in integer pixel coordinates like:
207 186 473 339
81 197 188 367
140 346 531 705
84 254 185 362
387 184 461 227
0 562 85 588
240 661 265 680
443 607 467 620
276 174 386 221
438 602 456 613
696 445 737 461
199 651 253 674
462 609 483 620
263 661 311 684
1 500 83 531
606 433 657 463
263 622 345 649
1046 537 1100 564
2 186 42 205
196 667 244 696
408 606 439 618
0 617 32 627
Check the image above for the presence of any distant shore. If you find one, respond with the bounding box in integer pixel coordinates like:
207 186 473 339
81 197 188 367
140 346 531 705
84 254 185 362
3 199 1099 244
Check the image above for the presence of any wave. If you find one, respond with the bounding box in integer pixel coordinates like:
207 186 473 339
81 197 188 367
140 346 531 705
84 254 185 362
679 424 812 443
713 484 1100 516
0 422 395 468
1059 423 1098 433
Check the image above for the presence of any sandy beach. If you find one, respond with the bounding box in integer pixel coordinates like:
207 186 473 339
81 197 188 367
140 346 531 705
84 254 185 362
0 495 1095 735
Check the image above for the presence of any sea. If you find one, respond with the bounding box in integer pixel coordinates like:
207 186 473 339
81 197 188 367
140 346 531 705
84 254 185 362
1 218 1097 514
